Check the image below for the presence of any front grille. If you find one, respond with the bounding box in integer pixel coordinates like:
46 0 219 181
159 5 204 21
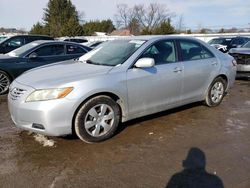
10 87 26 100
230 53 250 65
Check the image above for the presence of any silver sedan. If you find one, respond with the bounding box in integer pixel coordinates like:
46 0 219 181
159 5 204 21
8 36 236 143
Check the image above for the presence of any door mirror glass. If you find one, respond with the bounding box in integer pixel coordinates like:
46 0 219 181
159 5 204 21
134 58 155 68
29 52 38 59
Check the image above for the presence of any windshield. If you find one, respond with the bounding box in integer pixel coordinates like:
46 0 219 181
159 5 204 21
7 42 40 57
79 39 146 66
243 41 250 48
208 38 232 46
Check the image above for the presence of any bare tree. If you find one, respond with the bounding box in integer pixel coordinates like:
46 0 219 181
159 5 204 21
176 14 185 33
114 3 174 34
134 3 173 32
114 4 134 29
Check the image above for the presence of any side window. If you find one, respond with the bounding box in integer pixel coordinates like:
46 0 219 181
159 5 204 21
32 44 65 56
66 45 85 54
141 40 176 65
179 40 214 61
6 37 24 47
25 37 37 44
238 38 245 45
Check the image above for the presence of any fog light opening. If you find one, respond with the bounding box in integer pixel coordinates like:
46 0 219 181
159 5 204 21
32 123 45 130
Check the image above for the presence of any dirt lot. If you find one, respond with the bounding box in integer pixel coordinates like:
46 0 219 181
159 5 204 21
0 81 249 188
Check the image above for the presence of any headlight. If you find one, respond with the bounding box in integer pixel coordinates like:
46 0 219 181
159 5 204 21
26 87 73 102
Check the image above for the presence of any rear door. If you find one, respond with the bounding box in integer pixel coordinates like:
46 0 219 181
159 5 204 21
178 39 219 102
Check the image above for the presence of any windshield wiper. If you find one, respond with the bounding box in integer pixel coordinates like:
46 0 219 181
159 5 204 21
86 60 114 66
86 59 102 65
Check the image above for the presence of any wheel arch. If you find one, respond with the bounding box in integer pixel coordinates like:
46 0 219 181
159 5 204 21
216 74 228 89
0 69 14 81
71 91 126 135
203 74 229 100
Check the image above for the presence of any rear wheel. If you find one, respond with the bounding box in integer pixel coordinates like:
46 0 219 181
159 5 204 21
0 71 11 95
74 96 121 143
205 77 226 107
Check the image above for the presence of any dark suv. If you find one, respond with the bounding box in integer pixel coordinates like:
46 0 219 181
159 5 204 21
208 36 250 53
0 35 54 54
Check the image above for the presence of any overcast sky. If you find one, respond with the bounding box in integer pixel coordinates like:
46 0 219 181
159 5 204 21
0 0 250 31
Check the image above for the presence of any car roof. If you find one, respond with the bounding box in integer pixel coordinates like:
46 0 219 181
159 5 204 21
29 40 87 45
6 34 52 38
108 35 201 42
212 36 249 40
28 40 92 51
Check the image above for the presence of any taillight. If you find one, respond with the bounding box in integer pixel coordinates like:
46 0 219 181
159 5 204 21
232 59 237 66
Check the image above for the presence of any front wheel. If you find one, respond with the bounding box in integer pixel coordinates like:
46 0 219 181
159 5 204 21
205 77 226 107
0 71 11 95
74 96 121 143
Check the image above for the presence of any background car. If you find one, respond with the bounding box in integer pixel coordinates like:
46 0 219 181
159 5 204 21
0 35 54 54
8 36 236 143
0 40 91 95
208 36 250 53
64 38 88 44
0 35 8 42
229 41 250 79
84 41 104 49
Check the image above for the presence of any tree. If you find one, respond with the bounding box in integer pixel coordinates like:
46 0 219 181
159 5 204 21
218 28 225 33
134 3 174 33
61 17 84 37
187 29 192 34
30 22 46 35
153 19 175 35
128 18 140 35
82 20 115 36
176 15 185 33
114 4 134 29
114 3 175 35
30 0 84 37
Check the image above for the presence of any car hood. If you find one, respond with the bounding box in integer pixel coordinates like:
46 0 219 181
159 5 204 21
16 60 114 88
229 48 250 55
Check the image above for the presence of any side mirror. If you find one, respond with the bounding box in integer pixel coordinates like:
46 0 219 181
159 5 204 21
134 58 155 68
28 52 38 59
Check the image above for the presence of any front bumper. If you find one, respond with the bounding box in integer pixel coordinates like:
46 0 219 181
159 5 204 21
236 64 250 78
8 81 76 136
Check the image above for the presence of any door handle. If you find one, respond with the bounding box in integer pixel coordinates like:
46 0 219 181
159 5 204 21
173 67 182 73
211 62 218 66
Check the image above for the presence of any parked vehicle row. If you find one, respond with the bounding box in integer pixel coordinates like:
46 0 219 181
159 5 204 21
7 36 236 143
208 36 250 53
0 40 91 94
207 36 250 79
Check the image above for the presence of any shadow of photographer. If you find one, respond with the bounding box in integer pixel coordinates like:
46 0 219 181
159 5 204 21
166 147 224 188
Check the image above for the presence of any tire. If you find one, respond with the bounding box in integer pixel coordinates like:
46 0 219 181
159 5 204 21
205 77 227 107
74 95 121 143
0 71 11 95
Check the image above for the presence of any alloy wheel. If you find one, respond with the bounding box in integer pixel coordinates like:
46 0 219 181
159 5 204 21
84 104 115 137
211 81 224 103
0 72 10 95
